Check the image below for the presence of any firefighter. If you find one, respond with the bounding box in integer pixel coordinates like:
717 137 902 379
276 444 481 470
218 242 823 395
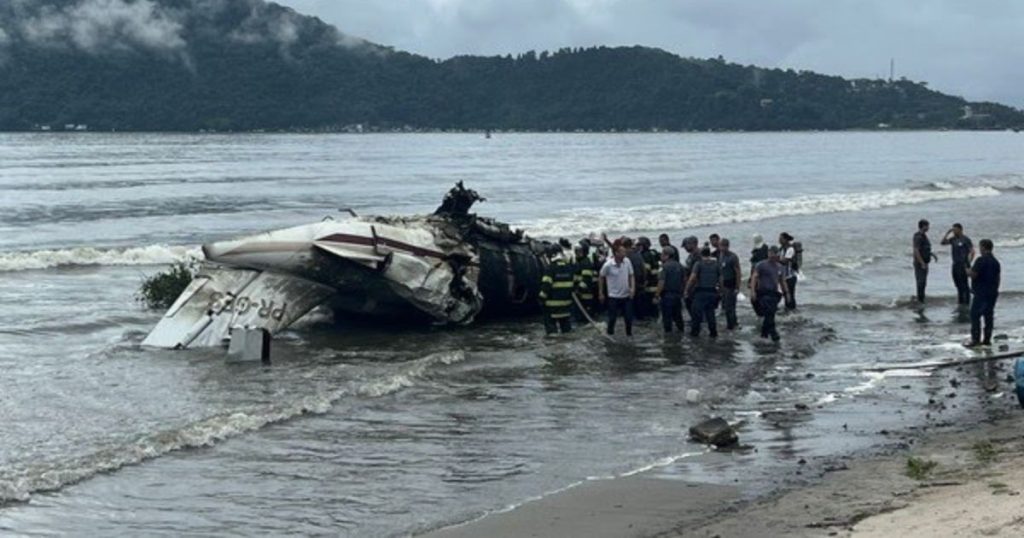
573 243 597 320
588 240 608 313
539 250 575 334
638 236 661 320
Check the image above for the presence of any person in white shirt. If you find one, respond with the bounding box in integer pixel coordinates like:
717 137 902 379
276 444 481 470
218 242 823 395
599 245 635 336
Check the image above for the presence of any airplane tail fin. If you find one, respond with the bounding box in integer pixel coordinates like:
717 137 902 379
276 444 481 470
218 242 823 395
142 264 334 349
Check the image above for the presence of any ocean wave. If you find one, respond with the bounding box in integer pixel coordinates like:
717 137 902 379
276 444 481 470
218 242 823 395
0 390 342 505
517 185 1002 238
998 236 1024 249
919 175 1024 192
803 290 1024 313
810 255 886 271
356 350 466 397
0 350 464 505
0 244 200 272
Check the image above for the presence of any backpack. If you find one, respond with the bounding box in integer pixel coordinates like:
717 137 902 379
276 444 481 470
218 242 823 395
791 242 804 272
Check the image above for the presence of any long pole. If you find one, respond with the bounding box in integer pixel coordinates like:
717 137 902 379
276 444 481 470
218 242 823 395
572 293 614 342
866 349 1024 372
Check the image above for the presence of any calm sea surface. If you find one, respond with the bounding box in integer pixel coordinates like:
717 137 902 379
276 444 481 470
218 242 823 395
1 132 1023 536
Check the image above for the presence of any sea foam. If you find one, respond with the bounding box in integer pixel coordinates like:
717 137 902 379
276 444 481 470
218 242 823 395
0 350 463 504
0 244 200 272
517 185 1001 238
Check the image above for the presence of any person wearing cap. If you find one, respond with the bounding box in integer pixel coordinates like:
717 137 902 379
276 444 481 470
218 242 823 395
750 246 790 342
779 232 798 310
656 246 686 333
941 223 975 306
539 250 576 335
599 244 635 336
638 237 661 320
623 238 649 320
685 246 722 338
750 234 768 271
681 236 701 326
718 238 742 331
573 243 598 320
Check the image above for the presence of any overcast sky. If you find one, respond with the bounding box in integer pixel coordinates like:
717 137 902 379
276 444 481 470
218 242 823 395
276 0 1024 108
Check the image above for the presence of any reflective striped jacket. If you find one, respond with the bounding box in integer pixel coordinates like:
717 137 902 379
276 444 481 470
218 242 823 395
575 262 597 300
539 260 576 318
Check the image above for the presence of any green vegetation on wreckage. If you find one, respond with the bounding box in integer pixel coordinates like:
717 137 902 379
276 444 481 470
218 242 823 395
137 262 195 310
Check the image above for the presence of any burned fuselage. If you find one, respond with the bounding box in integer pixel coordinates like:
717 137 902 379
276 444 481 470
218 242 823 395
142 184 556 349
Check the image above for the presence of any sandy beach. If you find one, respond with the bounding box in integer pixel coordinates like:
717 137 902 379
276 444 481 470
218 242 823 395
423 403 1024 538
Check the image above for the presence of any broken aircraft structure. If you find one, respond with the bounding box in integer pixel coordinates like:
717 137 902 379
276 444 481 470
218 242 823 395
143 183 560 349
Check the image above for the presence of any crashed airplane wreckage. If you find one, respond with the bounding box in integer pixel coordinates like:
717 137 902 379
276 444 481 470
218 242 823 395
143 183 560 349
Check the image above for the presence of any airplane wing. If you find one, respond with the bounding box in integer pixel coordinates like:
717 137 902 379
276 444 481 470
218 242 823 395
141 264 335 349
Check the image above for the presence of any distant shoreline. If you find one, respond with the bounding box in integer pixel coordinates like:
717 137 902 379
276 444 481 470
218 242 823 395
2 127 1020 135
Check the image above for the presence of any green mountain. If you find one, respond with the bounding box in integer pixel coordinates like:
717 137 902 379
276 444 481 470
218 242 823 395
1 0 1021 132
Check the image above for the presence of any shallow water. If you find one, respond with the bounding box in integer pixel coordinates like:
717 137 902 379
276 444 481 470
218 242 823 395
1 132 1023 536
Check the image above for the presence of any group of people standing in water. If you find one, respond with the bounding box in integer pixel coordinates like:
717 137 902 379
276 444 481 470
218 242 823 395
538 232 802 342
539 219 1004 349
912 220 1002 347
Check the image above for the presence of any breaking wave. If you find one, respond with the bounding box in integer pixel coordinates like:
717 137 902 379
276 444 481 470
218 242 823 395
918 174 1024 192
810 255 886 272
804 290 1024 312
999 236 1024 249
518 185 1002 238
0 351 464 505
356 350 466 397
0 390 342 505
0 244 200 272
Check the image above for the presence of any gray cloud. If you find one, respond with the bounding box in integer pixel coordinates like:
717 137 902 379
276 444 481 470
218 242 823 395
0 0 367 58
277 0 1024 107
229 3 301 46
16 0 187 54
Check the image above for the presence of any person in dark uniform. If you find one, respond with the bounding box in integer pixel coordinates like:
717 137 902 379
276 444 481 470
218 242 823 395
659 233 679 261
589 241 608 313
638 237 661 320
623 238 649 320
750 246 790 342
680 236 701 326
573 244 597 320
558 237 573 258
966 239 1000 347
685 247 722 338
718 238 742 330
750 234 768 272
656 246 686 333
708 234 721 258
539 252 575 334
941 223 975 306
912 219 938 303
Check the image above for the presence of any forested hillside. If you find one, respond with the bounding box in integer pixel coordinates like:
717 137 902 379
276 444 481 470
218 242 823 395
1 0 1021 132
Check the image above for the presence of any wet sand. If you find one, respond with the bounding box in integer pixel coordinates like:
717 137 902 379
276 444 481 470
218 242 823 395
423 408 1024 538
420 475 740 538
